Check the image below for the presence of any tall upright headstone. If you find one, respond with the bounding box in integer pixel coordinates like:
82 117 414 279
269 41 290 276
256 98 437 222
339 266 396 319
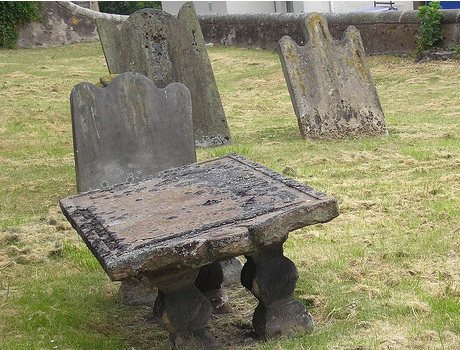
96 2 231 147
70 72 196 193
278 13 388 139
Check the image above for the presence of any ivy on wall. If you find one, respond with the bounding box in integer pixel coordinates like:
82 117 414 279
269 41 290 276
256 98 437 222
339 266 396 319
0 1 42 49
416 1 445 53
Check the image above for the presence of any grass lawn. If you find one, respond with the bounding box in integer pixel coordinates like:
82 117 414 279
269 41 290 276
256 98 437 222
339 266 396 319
1 41 459 349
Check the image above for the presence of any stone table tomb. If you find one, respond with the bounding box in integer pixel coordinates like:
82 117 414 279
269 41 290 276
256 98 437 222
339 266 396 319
60 154 339 349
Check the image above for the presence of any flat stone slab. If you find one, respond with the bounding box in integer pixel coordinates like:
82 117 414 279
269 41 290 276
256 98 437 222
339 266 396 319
278 13 388 139
60 154 339 281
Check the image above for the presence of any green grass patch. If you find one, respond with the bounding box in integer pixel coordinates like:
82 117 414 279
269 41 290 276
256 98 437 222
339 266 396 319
1 42 460 349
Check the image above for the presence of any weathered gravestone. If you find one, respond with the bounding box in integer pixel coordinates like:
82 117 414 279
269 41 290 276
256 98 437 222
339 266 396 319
71 72 195 306
278 13 388 139
96 2 231 147
70 72 196 193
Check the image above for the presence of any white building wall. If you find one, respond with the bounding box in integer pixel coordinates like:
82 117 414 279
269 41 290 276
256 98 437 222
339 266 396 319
162 1 227 15
161 1 417 15
161 1 183 14
299 1 416 13
226 1 275 13
299 1 331 13
274 1 307 13
162 1 272 15
292 2 307 13
197 1 229 14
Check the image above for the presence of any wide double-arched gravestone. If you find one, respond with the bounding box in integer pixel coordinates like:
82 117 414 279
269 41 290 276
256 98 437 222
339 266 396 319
278 13 388 139
96 2 231 147
70 72 196 193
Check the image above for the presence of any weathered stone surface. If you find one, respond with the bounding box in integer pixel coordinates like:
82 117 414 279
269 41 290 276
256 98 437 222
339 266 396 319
60 154 339 346
70 72 196 192
118 275 157 306
96 2 231 147
278 13 388 139
242 243 314 339
59 154 339 281
150 268 218 349
96 10 177 88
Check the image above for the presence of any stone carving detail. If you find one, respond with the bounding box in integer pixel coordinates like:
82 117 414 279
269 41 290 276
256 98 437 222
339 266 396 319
278 13 388 139
96 2 231 147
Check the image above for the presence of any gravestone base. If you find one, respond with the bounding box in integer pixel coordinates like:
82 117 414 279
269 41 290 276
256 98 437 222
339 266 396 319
120 259 239 314
149 268 220 349
173 329 220 350
253 300 314 339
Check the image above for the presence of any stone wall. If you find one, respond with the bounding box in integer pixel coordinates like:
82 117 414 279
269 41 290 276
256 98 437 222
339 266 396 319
16 2 460 55
17 1 125 48
198 10 460 55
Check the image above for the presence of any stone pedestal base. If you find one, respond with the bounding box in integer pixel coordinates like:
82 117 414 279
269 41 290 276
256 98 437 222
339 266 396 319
145 267 226 349
173 329 219 350
195 261 233 314
154 271 216 348
253 300 314 338
120 261 234 315
242 241 314 340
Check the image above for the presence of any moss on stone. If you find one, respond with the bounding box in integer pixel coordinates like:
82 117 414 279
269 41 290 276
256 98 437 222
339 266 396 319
96 74 119 87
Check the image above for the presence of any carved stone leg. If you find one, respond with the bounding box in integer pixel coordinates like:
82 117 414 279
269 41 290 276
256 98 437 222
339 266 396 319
145 269 219 350
241 242 314 339
195 262 233 314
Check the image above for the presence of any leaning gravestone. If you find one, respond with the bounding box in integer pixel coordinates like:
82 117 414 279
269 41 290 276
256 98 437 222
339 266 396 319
96 2 231 147
70 72 196 193
278 13 388 139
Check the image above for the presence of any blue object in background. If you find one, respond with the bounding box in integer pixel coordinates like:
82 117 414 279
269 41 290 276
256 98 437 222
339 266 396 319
439 1 460 9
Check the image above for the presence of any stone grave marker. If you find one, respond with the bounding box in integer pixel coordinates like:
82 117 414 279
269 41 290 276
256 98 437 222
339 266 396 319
96 2 231 147
70 72 196 193
278 13 388 139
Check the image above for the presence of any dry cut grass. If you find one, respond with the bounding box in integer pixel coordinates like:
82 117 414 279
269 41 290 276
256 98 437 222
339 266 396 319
1 42 460 349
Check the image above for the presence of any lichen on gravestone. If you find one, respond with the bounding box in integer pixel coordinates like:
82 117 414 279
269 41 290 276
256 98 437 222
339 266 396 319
97 74 119 87
278 13 388 139
96 2 231 147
